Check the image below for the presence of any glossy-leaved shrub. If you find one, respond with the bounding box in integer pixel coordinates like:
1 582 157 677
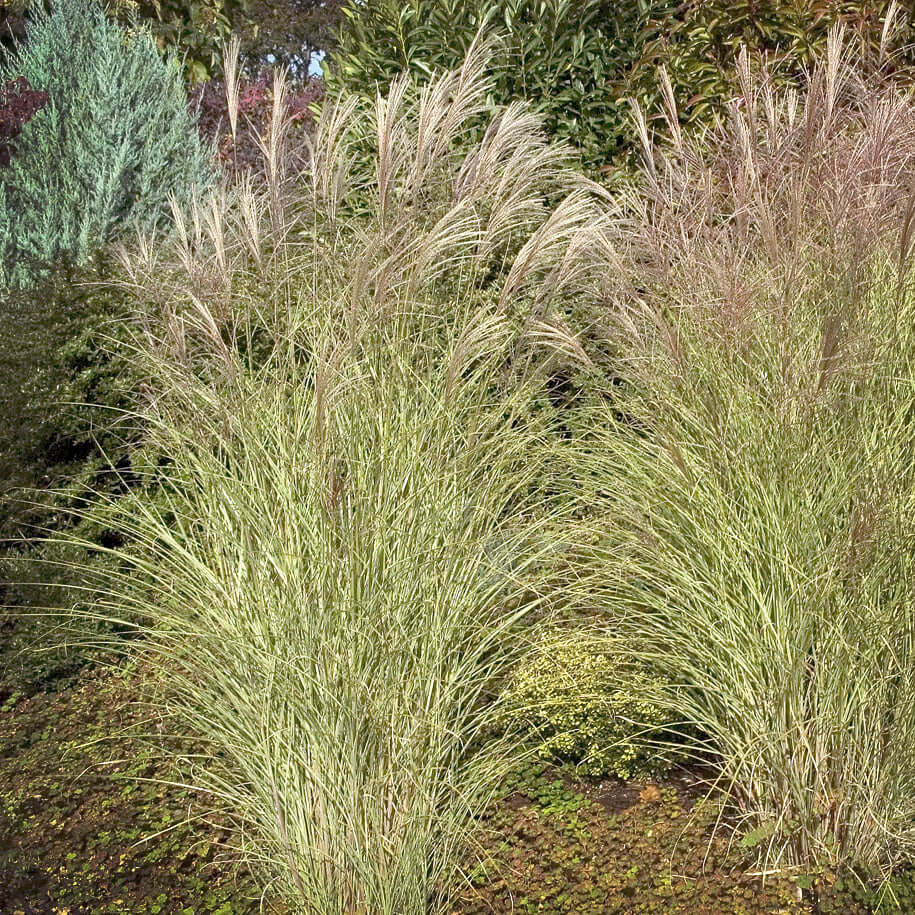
329 0 913 177
8 0 345 84
633 0 913 131
327 0 649 174
0 0 214 290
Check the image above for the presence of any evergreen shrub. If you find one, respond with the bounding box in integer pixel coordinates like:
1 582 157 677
0 256 139 568
0 0 214 290
634 0 913 132
327 0 648 174
499 631 681 779
0 257 142 680
329 0 912 175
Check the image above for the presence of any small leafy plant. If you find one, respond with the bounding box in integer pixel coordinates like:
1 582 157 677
499 630 682 779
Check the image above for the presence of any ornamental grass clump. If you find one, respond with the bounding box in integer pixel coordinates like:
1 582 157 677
56 40 603 914
571 30 915 881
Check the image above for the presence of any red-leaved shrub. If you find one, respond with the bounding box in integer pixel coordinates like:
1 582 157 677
190 72 323 179
0 75 49 168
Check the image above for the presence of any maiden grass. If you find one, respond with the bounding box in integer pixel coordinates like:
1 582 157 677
571 32 915 879
86 340 565 913
53 38 601 913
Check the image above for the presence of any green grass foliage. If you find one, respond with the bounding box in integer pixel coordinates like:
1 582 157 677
569 34 915 880
0 0 214 290
22 18 915 911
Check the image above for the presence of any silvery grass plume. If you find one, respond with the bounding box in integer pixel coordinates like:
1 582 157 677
117 33 604 373
569 26 915 888
48 37 606 915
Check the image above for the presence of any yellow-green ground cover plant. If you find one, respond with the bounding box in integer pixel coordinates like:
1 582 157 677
566 28 915 893
497 628 683 779
47 38 615 914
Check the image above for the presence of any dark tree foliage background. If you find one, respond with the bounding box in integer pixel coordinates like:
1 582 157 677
242 0 344 76
1 0 345 82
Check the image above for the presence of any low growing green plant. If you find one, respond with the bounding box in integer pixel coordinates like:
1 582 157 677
0 255 149 686
499 629 681 779
0 258 135 521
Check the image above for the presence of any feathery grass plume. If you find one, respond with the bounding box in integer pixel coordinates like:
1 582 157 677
115 33 604 370
54 42 604 913
571 28 915 883
223 34 242 145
